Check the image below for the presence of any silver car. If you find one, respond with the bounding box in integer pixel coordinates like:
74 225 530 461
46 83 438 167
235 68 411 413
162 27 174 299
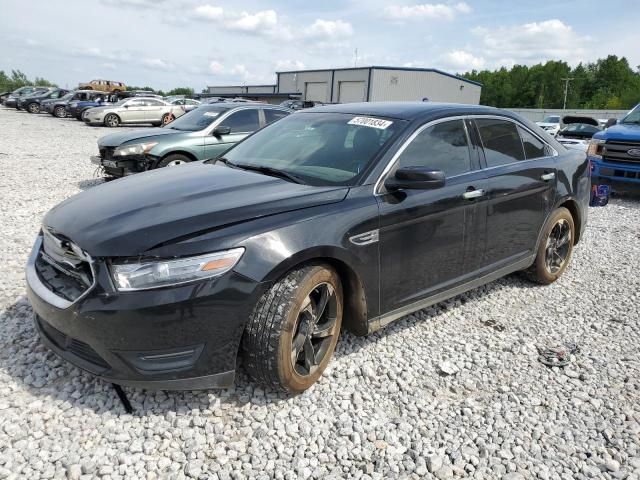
83 97 186 127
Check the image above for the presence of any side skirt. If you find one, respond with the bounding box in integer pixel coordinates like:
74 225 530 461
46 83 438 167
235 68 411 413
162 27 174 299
367 255 534 333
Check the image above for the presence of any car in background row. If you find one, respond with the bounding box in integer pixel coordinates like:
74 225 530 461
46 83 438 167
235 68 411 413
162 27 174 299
169 98 201 113
280 99 325 110
91 103 290 178
589 103 640 192
4 86 50 108
536 115 561 136
78 79 126 93
66 92 111 120
29 102 589 392
555 116 601 152
18 88 70 113
83 97 187 128
43 90 99 118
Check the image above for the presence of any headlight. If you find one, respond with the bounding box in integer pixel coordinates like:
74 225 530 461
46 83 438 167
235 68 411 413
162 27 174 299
587 139 605 159
113 142 158 156
110 248 245 291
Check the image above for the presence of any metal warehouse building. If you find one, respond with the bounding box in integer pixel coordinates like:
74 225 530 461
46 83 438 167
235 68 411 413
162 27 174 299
206 66 482 104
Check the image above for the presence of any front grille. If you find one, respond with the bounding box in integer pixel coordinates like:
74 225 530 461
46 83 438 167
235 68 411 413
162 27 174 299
603 141 640 165
37 317 109 370
599 167 640 181
99 147 115 160
34 230 94 302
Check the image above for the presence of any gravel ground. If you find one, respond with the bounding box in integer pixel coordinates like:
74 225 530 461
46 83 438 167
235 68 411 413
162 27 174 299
0 107 639 480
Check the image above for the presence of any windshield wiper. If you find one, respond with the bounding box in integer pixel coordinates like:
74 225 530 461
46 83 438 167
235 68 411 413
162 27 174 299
232 163 307 184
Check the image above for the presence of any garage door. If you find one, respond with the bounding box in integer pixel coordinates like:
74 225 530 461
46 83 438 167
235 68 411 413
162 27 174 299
338 81 366 103
305 82 328 102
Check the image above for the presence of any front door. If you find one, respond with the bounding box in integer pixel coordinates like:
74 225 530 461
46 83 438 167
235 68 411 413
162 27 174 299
140 99 165 123
473 117 557 268
203 108 261 159
377 118 487 314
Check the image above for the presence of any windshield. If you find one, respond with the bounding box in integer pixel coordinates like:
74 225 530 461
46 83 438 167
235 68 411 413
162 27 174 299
542 116 560 123
221 112 406 186
164 105 229 131
621 105 640 124
59 93 73 101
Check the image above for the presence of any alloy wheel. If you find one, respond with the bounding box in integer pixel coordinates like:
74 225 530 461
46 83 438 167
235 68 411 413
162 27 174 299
290 282 339 376
544 218 572 274
166 159 185 166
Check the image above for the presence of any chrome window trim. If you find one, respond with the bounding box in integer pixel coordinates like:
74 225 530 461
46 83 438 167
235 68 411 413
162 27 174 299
373 115 471 195
205 106 263 135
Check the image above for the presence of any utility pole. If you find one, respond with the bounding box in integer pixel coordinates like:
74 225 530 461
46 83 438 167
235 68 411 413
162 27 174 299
354 48 358 68
561 77 574 110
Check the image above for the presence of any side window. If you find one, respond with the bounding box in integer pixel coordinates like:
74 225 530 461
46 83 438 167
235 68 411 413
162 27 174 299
144 99 164 106
127 99 144 107
517 126 547 159
397 120 472 177
222 109 260 133
264 109 289 125
476 118 525 167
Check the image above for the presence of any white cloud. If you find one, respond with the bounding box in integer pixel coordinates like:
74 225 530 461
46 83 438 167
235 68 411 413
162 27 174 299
209 61 250 81
102 62 117 70
102 0 167 8
74 47 131 62
385 2 471 21
441 50 486 70
227 10 278 32
193 4 224 21
304 19 353 39
142 58 174 70
275 59 306 71
471 19 590 66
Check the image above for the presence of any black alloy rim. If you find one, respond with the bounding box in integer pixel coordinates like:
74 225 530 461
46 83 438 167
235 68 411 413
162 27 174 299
290 283 338 376
545 219 571 274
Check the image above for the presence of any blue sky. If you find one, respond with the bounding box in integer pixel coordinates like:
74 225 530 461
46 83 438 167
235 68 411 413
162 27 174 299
1 0 638 91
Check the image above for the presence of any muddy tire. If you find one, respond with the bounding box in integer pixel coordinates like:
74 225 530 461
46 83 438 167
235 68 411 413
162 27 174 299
242 264 343 393
524 207 575 285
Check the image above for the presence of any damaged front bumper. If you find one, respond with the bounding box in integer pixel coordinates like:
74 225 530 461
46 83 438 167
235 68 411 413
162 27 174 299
90 154 155 177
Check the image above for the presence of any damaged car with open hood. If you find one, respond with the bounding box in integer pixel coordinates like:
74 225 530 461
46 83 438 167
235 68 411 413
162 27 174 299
26 102 589 392
555 116 601 152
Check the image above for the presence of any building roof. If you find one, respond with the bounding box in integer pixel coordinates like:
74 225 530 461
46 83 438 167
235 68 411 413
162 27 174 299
275 65 482 87
304 101 499 120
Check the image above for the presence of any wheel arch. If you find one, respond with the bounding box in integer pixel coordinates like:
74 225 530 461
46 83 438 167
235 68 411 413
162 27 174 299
556 197 582 245
155 150 198 168
258 248 370 337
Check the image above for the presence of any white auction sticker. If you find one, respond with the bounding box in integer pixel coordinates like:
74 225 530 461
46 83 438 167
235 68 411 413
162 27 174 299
203 111 220 117
348 116 393 129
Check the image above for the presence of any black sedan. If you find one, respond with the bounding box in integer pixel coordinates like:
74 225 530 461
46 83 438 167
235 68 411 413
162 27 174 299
26 102 589 392
18 88 70 113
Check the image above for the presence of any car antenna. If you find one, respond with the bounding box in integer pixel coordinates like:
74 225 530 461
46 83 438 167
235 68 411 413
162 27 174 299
112 383 133 414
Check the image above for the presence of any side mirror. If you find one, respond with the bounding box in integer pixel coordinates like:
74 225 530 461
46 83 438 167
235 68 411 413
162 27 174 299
384 167 445 191
213 125 231 136
123 104 129 108
604 118 617 128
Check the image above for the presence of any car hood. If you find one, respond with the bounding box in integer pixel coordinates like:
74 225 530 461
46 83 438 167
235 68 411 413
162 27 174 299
98 128 184 147
536 122 559 128
562 116 599 126
44 162 348 257
594 123 640 142
87 105 118 115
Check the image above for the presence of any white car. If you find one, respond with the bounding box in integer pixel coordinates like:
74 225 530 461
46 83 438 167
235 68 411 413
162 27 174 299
83 97 186 127
536 115 561 136
555 116 600 152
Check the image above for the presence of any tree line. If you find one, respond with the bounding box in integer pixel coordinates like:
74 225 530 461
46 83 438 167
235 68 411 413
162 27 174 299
462 55 640 110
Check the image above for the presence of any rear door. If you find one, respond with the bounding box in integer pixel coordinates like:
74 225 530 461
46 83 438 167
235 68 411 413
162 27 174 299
474 117 557 269
121 98 146 122
141 99 166 123
203 108 261 159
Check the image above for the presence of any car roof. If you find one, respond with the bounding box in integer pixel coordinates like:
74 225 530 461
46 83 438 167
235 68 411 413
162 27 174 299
305 102 503 120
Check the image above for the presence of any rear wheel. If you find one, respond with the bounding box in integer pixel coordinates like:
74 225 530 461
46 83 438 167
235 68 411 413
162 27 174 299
161 112 174 126
104 113 120 128
156 153 191 168
54 106 66 118
242 264 343 392
525 207 575 284
27 103 40 114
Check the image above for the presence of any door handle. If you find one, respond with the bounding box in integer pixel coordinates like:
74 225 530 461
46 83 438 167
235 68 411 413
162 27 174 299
541 172 556 181
462 188 485 200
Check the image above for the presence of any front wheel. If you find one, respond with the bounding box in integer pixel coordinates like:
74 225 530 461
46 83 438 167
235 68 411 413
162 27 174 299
242 265 343 392
27 103 40 114
53 106 66 118
156 154 191 168
525 207 575 284
104 113 120 128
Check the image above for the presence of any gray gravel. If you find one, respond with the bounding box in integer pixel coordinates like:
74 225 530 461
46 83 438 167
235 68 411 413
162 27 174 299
1 107 639 480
